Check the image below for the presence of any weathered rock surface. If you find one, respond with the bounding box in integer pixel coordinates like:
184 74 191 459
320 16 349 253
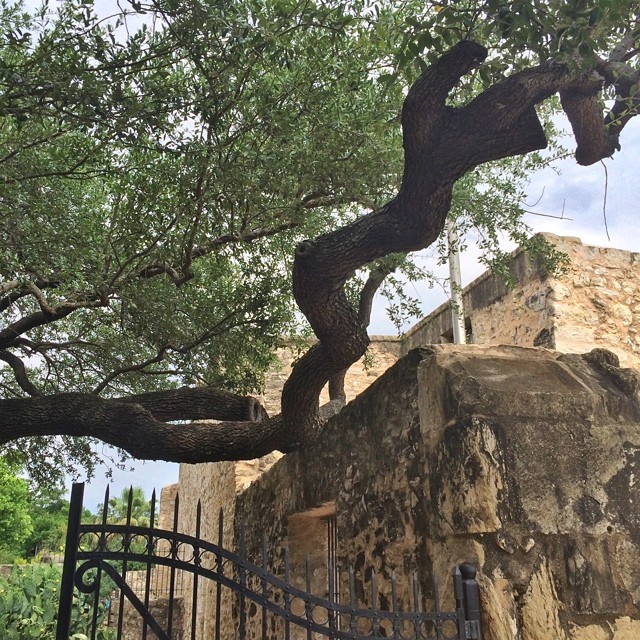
174 344 640 639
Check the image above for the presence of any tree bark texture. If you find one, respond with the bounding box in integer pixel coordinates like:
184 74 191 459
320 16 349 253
1 42 636 463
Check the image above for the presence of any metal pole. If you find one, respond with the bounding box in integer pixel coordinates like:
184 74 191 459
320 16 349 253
447 218 466 344
56 482 85 640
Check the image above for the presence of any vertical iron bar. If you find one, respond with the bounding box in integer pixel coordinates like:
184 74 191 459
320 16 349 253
90 487 110 640
261 535 268 640
90 586 104 637
142 488 157 640
215 509 223 640
327 518 331 591
391 571 399 640
412 573 420 640
371 570 379 637
305 555 312 640
433 572 443 640
327 516 337 636
348 567 357 635
56 482 84 640
327 516 339 602
166 493 179 637
116 486 135 640
327 555 336 636
190 501 202 640
284 545 291 640
336 518 340 634
238 527 246 640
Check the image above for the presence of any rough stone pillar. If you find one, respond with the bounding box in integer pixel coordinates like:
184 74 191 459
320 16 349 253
418 345 640 639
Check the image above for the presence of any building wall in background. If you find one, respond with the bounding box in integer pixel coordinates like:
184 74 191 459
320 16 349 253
404 234 640 369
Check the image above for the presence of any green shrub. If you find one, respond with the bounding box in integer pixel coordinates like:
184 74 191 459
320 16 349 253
0 562 115 640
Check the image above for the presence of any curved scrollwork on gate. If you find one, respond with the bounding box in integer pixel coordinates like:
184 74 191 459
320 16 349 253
56 483 482 640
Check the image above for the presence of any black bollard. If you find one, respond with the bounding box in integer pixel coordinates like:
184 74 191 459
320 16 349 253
459 562 482 640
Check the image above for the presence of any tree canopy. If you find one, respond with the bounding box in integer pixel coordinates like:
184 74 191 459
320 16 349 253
1 0 639 483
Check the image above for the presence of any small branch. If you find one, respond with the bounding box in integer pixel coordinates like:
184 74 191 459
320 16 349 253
327 263 395 406
92 308 246 393
28 283 56 315
139 222 300 281
601 160 610 241
0 129 69 165
358 264 396 327
137 261 184 283
189 222 300 258
0 278 61 314
1 142 109 183
0 295 109 349
92 347 170 394
0 350 41 397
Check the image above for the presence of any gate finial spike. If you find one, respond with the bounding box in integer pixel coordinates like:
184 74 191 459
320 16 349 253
101 485 110 525
172 492 180 533
195 500 202 538
149 490 157 529
126 486 135 525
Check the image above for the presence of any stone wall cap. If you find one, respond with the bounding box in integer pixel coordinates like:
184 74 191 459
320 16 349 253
416 344 640 425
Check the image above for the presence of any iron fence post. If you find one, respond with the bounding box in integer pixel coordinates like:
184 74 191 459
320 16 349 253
56 482 85 640
459 563 482 640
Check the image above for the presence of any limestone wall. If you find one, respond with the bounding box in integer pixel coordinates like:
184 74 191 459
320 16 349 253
259 336 401 416
550 238 640 367
404 240 540 350
176 462 237 640
206 345 640 639
404 235 640 369
158 483 179 531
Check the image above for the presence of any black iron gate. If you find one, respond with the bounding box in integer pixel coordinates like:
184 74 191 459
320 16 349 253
56 483 482 639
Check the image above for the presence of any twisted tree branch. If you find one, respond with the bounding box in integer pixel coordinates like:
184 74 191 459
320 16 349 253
2 41 638 463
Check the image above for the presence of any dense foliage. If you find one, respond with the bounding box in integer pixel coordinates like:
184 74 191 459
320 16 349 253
20 485 70 560
0 466 74 563
0 562 113 640
0 460 32 563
